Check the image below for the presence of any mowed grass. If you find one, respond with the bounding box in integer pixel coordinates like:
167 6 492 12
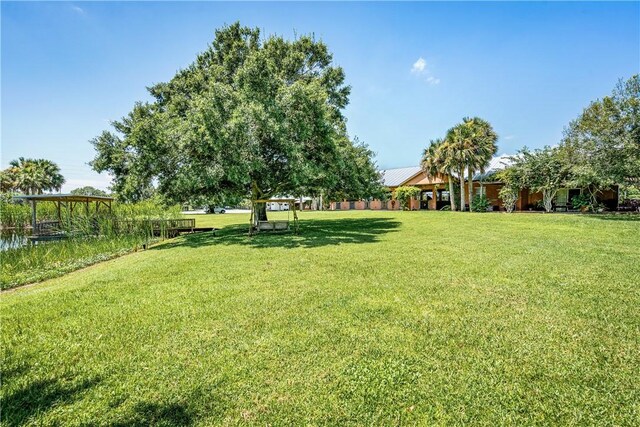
1 211 639 425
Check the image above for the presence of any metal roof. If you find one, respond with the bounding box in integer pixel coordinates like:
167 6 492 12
13 193 114 202
380 166 423 187
380 155 514 186
472 154 513 181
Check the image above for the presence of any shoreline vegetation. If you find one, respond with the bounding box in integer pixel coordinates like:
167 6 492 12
2 235 156 290
0 199 182 290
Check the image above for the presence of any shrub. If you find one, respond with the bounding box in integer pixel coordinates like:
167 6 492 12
499 186 518 213
394 186 421 210
571 193 591 210
471 195 491 212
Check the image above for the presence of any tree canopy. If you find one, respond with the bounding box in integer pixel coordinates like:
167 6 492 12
0 158 65 195
91 23 381 210
421 117 497 211
560 74 640 197
506 146 569 212
70 186 109 197
497 75 639 211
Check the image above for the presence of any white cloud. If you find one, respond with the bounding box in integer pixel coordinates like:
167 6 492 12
71 5 86 15
411 57 440 85
503 135 515 140
411 57 427 74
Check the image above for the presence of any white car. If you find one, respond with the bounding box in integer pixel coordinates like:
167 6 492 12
207 206 226 214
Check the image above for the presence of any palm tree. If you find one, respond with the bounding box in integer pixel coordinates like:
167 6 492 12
445 124 472 211
0 168 17 193
440 138 461 211
421 138 457 210
8 157 65 194
458 117 498 211
35 159 65 193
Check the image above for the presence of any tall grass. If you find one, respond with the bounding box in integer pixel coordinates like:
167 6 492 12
1 198 183 290
0 197 58 229
1 235 147 288
1 195 183 229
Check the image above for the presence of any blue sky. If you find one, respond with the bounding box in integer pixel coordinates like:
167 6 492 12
2 1 639 191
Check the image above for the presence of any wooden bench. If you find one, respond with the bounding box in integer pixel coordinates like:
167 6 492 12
257 220 290 231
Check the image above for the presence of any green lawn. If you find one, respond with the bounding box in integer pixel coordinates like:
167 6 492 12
2 211 639 425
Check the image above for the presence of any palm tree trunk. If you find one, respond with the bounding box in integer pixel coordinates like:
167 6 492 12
448 174 457 211
467 167 474 212
459 168 466 211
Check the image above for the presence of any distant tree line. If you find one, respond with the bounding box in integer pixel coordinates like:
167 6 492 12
70 186 109 197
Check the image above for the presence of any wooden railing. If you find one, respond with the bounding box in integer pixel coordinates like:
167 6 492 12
114 218 195 229
32 218 196 238
33 220 63 236
150 218 195 230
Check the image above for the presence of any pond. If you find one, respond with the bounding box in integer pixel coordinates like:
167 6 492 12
1 230 69 251
1 230 32 251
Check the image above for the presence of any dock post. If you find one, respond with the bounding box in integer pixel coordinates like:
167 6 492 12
31 200 37 231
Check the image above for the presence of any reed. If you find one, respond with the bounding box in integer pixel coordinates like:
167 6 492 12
1 234 146 289
0 198 183 289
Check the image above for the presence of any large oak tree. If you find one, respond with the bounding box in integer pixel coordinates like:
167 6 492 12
91 23 381 219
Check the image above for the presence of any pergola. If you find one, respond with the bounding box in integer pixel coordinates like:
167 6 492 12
13 194 114 231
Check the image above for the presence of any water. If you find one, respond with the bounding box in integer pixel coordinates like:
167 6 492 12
1 230 32 251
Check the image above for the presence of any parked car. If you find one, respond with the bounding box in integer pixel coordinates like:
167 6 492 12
206 206 226 214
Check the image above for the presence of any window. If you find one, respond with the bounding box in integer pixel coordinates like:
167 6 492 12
438 190 450 202
475 187 486 197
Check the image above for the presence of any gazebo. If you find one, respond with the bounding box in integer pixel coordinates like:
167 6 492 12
13 194 114 236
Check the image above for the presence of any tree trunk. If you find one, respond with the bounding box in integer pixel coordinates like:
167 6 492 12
448 174 457 211
468 167 474 212
543 189 556 213
587 186 599 211
256 202 267 221
459 168 466 211
251 181 268 226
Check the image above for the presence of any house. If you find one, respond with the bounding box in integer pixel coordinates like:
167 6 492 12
330 164 450 211
329 155 619 211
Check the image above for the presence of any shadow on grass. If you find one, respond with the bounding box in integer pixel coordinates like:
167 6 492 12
153 217 401 250
111 401 195 427
1 375 101 427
